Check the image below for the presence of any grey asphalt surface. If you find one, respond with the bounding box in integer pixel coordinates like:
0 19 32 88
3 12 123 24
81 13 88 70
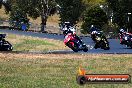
0 29 132 54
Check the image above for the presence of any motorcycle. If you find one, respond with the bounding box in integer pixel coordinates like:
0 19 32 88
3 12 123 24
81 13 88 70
119 34 132 48
94 35 110 50
0 34 13 51
64 33 88 52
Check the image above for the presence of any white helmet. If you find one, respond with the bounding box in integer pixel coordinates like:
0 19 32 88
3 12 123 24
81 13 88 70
120 29 125 33
91 31 98 34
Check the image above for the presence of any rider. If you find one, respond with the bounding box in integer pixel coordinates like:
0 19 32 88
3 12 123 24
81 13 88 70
89 25 108 49
62 22 83 44
90 25 100 40
90 25 107 41
119 28 132 44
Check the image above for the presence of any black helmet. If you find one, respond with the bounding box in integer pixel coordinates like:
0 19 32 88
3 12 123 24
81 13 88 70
63 30 69 35
0 34 6 40
63 30 73 35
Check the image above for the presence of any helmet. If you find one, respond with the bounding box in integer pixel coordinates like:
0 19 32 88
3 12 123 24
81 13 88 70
63 30 72 35
64 22 72 28
119 29 125 33
63 30 68 35
91 31 98 35
0 34 6 40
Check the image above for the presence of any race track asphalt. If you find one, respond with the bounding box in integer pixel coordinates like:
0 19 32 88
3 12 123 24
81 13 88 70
0 29 132 54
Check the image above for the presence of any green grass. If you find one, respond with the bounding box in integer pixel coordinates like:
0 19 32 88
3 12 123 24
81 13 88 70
0 54 131 88
0 33 68 51
13 39 56 51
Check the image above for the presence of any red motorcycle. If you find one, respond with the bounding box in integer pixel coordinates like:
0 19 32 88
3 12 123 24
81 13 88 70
119 32 132 48
64 33 88 52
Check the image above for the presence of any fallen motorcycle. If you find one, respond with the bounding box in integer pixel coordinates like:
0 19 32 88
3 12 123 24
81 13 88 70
64 33 88 52
0 34 13 51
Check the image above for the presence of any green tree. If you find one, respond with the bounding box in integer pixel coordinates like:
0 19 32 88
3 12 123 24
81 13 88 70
81 6 108 34
1 0 57 32
24 0 57 32
107 0 132 32
56 0 85 24
9 5 29 30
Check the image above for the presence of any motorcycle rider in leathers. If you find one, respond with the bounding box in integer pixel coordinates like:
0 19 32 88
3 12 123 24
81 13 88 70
62 22 83 45
119 28 132 44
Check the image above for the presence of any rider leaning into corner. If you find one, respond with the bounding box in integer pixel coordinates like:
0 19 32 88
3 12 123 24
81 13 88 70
61 22 83 44
119 28 132 44
90 25 108 41
90 25 109 48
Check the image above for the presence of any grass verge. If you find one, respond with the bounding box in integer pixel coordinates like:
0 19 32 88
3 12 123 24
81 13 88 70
0 53 131 88
1 33 69 51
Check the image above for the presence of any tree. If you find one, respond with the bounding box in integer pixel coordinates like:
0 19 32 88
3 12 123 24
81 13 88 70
56 0 85 25
81 6 108 33
107 0 132 32
24 0 57 32
0 0 11 13
9 5 29 30
1 0 57 32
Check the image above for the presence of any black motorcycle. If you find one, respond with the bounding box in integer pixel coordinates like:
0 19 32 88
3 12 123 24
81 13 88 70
94 34 110 50
0 34 13 51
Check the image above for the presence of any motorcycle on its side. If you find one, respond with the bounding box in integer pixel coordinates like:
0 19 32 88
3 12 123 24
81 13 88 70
0 34 13 51
64 33 88 52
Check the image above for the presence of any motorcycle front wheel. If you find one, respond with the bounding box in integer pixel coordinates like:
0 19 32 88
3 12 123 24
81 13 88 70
100 41 110 50
67 41 79 52
82 45 88 52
